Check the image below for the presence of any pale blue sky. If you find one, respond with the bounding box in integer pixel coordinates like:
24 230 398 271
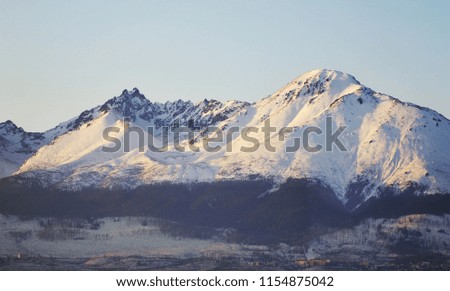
1 0 449 131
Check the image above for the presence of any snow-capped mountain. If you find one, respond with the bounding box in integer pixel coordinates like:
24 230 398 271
8 87 250 188
0 111 103 178
2 69 450 209
0 120 46 178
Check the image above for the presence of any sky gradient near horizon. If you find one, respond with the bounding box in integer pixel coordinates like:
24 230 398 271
1 0 449 131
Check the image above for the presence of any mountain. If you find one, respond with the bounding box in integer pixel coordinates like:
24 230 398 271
6 88 249 188
2 69 450 268
0 109 105 178
4 69 449 208
0 120 44 178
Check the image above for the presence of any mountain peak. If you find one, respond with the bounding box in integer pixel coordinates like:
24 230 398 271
98 88 154 121
264 69 363 109
130 87 140 95
119 87 144 99
299 68 357 79
107 88 149 104
0 120 15 127
0 120 23 134
292 69 361 88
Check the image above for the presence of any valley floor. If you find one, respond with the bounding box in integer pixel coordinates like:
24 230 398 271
0 214 449 270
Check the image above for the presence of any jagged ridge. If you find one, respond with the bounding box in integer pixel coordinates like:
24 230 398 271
1 69 449 209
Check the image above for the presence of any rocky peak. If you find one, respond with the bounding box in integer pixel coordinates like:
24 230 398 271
99 88 154 121
0 120 24 135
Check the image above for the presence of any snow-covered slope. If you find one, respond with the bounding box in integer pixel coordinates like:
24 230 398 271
3 69 450 206
215 70 450 203
0 121 46 178
11 88 250 189
0 109 102 178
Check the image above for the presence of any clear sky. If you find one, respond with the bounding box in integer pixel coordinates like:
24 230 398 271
0 0 449 132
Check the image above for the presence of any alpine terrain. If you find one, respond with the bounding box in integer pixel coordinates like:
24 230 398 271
1 69 450 270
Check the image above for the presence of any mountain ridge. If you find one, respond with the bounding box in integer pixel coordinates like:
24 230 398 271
1 69 450 210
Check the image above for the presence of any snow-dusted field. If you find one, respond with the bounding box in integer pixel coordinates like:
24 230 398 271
307 214 450 269
1 214 449 270
0 215 249 259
